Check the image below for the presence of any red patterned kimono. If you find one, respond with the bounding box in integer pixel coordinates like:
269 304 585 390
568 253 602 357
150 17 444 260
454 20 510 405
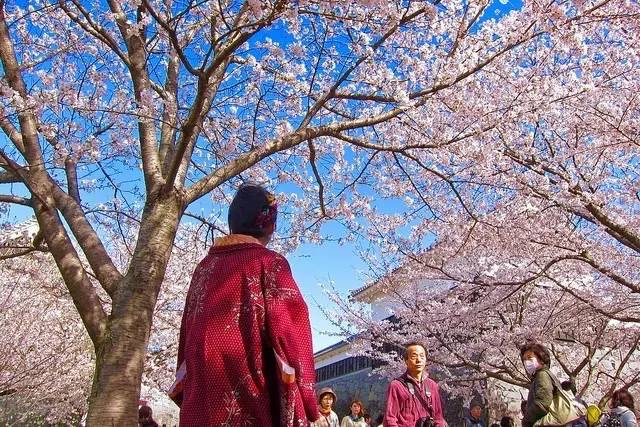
177 235 318 426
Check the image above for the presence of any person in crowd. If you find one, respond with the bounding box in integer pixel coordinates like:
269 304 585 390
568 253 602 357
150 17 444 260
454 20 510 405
138 405 159 427
464 403 485 427
384 342 446 427
341 400 368 427
520 341 554 427
311 387 339 427
499 416 514 427
176 183 318 426
375 414 384 427
490 423 500 427
364 413 372 426
601 389 637 427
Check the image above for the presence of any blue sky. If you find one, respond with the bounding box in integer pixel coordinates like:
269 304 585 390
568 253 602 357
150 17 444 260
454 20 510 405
290 241 367 351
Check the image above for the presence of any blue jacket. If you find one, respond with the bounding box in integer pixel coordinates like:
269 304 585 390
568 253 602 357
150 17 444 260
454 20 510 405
603 407 638 427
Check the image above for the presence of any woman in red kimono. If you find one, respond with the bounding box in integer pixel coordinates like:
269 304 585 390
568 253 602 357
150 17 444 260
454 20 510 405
176 183 319 426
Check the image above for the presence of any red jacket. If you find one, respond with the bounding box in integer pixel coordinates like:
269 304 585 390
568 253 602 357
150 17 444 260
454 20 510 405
385 372 446 427
177 235 318 426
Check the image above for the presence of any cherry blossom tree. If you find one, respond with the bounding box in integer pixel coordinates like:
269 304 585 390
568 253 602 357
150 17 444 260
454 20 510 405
0 0 636 423
0 247 93 424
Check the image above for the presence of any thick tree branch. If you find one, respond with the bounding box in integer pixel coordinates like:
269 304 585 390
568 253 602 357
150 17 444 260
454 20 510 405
49 185 123 296
0 170 22 184
0 194 32 206
31 204 108 346
159 47 179 174
64 158 81 204
1 10 108 344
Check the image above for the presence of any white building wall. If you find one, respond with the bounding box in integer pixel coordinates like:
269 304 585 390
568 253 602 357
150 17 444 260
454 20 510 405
315 349 351 369
371 296 396 322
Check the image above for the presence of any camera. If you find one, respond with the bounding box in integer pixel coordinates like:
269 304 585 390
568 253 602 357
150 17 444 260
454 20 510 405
417 417 435 427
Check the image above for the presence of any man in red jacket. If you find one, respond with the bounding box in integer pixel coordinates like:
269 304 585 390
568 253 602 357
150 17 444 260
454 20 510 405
385 342 446 427
176 183 319 426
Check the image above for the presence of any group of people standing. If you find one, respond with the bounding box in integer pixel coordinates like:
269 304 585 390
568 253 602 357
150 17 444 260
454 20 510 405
309 341 445 427
519 342 637 427
310 388 381 427
171 183 638 427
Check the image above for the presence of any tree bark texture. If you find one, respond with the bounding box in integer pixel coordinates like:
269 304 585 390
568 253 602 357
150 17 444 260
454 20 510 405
85 191 183 426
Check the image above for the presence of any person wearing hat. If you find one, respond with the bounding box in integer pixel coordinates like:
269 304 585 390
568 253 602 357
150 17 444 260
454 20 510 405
311 387 339 427
176 183 319 426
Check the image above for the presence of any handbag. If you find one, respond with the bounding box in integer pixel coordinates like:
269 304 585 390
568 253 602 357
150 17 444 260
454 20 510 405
534 372 585 427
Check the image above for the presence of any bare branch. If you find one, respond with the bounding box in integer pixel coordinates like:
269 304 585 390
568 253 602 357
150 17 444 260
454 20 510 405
307 139 328 218
299 6 428 129
0 170 22 184
141 0 201 76
60 1 130 67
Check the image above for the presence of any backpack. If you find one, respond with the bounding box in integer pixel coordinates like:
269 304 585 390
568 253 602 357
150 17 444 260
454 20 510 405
601 411 626 427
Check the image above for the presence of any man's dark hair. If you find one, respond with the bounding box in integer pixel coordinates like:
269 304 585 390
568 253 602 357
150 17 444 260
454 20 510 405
228 183 277 238
403 341 428 360
138 405 153 421
611 389 635 411
500 416 515 427
561 380 577 394
519 341 551 367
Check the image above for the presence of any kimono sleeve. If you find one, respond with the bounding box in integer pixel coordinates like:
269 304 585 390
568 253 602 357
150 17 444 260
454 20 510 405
263 254 318 423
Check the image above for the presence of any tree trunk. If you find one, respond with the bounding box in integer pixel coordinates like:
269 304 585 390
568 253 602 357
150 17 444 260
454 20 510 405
85 191 183 425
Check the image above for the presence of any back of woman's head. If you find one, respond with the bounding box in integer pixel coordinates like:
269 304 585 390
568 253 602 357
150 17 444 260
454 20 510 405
228 183 277 238
611 389 634 411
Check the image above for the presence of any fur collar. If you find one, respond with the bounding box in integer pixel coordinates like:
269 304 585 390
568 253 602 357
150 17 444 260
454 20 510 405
213 234 262 247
